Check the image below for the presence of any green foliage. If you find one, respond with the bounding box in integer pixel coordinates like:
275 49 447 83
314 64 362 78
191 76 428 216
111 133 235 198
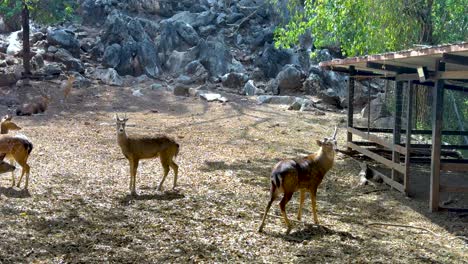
273 0 468 56
0 0 76 25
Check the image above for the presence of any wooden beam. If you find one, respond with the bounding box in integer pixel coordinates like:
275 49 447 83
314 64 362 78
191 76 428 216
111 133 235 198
430 61 445 212
435 71 468 80
439 185 468 193
440 162 468 172
404 81 414 195
442 53 468 66
368 166 405 193
367 62 417 74
347 142 405 174
347 127 407 154
347 66 356 151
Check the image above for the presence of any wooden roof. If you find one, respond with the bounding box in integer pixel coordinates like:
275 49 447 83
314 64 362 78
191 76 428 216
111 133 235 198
319 42 468 77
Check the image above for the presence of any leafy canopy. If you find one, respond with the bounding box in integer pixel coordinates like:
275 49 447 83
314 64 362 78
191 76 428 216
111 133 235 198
0 0 76 24
273 0 468 56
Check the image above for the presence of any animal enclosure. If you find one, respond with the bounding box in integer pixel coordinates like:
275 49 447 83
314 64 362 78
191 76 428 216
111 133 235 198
320 43 468 212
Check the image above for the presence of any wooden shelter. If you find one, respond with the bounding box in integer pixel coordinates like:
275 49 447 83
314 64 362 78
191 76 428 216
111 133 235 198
319 42 468 212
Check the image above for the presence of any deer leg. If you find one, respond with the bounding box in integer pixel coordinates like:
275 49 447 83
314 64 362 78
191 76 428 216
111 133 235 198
10 157 16 187
258 186 277 233
158 157 170 191
310 189 319 224
170 160 179 190
280 192 294 234
131 159 139 195
297 190 306 220
15 154 30 189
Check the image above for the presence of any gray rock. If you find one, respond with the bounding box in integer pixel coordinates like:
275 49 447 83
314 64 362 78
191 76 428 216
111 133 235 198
318 88 341 107
185 60 208 84
53 48 85 73
47 29 80 57
265 78 279 95
80 0 110 25
243 80 263 96
198 39 232 77
221 72 248 89
166 48 198 76
176 75 193 85
43 63 63 76
276 64 306 92
256 43 293 78
150 83 164 90
93 68 123 86
257 95 298 105
103 43 122 68
47 45 58 53
302 73 324 95
158 19 200 61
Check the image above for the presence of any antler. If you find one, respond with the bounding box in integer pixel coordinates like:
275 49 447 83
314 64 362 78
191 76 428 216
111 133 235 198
332 126 338 139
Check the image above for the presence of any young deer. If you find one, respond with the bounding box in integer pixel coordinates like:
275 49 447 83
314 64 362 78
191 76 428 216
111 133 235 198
1 114 22 134
0 134 33 188
0 160 16 175
258 127 338 234
0 114 22 185
16 94 50 116
116 114 180 195
62 75 76 105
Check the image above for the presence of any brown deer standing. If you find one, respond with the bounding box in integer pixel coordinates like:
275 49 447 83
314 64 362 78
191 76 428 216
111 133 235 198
116 114 180 195
0 134 33 188
258 127 338 234
62 75 76 106
0 114 22 185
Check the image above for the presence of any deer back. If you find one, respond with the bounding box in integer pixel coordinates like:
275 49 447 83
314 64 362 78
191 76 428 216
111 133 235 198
119 134 178 160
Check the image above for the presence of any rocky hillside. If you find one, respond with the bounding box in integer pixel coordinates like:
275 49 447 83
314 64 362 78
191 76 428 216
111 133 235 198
0 0 383 116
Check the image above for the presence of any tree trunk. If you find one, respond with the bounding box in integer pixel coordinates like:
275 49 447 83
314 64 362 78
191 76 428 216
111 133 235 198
420 0 434 44
22 1 31 77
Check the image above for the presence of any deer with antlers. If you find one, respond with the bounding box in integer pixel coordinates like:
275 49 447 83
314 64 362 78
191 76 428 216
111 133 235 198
115 114 180 195
258 126 338 234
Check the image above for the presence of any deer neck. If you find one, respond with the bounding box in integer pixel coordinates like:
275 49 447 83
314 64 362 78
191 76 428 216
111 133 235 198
117 131 130 149
314 148 335 172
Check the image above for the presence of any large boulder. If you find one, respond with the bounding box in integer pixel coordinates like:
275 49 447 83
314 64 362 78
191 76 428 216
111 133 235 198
158 19 200 61
103 43 122 68
276 64 306 93
93 68 123 86
47 29 81 57
53 48 85 73
198 39 232 77
79 0 111 26
100 12 161 78
165 48 198 76
256 43 293 78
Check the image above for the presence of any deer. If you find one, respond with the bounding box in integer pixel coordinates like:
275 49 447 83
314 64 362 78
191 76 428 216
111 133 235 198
0 160 16 175
16 94 50 116
0 134 33 188
115 114 180 195
1 114 22 134
62 75 76 105
258 126 338 234
0 114 22 185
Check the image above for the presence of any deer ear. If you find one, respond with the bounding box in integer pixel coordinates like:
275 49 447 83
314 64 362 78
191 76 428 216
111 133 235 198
316 139 323 146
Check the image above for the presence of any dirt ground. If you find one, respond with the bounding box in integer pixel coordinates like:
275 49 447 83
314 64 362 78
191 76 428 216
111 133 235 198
0 80 467 263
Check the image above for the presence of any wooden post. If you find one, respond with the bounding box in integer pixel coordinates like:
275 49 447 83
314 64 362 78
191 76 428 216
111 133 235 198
430 61 445 212
347 66 356 151
404 81 414 195
392 81 403 182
